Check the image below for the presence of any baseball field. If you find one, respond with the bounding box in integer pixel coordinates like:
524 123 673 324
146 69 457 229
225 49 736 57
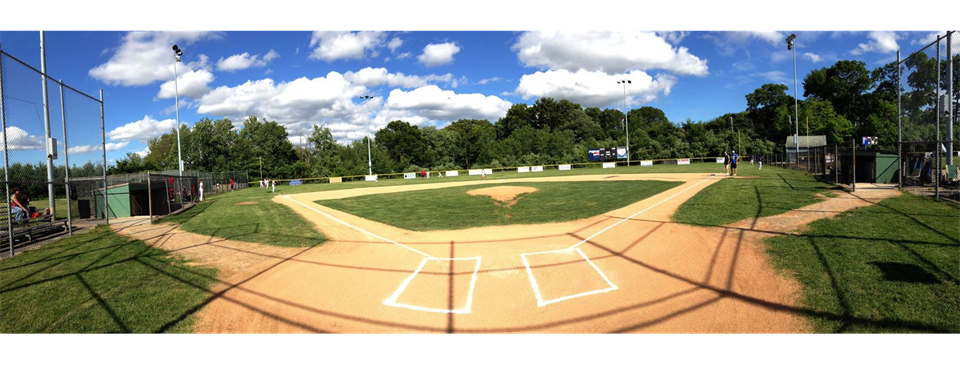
1 164 957 334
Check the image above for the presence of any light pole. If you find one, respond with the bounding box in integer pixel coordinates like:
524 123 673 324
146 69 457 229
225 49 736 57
359 95 374 175
617 80 631 166
786 34 799 169
172 44 184 176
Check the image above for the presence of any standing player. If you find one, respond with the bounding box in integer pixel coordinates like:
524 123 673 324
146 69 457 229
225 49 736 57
724 151 730 175
731 150 739 176
758 154 763 170
199 179 204 201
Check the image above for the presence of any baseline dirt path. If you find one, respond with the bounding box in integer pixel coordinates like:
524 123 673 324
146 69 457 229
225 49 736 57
111 174 900 333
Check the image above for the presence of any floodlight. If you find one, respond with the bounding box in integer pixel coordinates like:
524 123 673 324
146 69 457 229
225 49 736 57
786 34 796 50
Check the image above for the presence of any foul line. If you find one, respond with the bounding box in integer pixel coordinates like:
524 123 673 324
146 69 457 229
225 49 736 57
283 195 433 258
521 248 619 307
383 257 483 314
569 177 711 249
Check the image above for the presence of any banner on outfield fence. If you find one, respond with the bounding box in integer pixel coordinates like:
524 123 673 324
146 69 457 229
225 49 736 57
559 164 571 171
290 179 303 186
532 166 544 172
404 173 416 179
483 169 493 175
617 147 627 159
640 160 653 167
469 169 482 175
330 177 342 184
716 158 724 163
446 170 459 177
677 159 690 165
518 166 530 173
603 162 616 168
365 175 378 182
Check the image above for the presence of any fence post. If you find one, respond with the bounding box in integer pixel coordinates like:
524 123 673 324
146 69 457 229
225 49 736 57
1 46 14 257
147 172 153 223
59 80 72 235
100 90 108 225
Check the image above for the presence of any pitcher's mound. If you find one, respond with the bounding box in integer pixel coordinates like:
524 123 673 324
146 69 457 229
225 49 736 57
467 186 538 203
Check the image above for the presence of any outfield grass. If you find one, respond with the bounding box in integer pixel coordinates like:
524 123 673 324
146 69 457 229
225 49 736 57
318 180 682 231
160 187 325 248
763 193 960 333
0 225 217 333
672 166 839 226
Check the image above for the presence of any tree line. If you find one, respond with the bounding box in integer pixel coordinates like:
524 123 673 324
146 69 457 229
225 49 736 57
108 56 958 179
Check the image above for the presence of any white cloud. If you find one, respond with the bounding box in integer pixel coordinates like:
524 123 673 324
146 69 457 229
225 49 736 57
68 142 128 155
0 126 44 151
514 31 708 76
88 31 217 86
754 71 789 84
913 31 946 46
739 31 787 45
396 52 412 60
477 77 501 85
657 31 689 45
343 67 453 88
852 31 900 55
107 116 178 143
388 37 403 52
514 69 676 107
803 52 823 63
216 50 279 72
156 69 215 99
418 42 461 67
309 31 387 61
384 85 512 122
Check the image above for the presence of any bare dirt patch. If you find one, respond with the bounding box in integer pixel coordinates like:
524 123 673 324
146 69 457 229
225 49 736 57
235 202 259 206
467 185 538 207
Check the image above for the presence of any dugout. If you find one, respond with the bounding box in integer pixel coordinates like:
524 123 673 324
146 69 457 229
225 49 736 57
92 182 173 218
837 150 899 184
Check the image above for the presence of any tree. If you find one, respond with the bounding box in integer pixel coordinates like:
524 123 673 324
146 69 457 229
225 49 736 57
803 60 875 126
238 117 297 178
446 119 495 168
375 120 428 170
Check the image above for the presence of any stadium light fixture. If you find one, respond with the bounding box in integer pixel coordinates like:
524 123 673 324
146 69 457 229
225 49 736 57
359 95 374 176
172 44 184 176
617 80 631 166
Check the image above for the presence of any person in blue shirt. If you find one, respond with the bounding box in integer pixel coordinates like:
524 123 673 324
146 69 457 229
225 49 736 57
731 150 739 176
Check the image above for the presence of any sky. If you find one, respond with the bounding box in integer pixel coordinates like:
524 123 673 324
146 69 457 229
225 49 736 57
0 1 953 167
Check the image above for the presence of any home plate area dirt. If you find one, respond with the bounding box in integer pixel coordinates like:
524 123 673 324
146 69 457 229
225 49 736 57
112 173 900 333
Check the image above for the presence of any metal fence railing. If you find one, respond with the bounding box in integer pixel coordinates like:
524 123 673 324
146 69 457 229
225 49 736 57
1 46 108 258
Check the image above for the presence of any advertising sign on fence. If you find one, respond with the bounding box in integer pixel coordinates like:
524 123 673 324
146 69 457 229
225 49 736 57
677 159 691 165
532 166 544 172
482 169 493 175
617 147 627 159
559 165 571 171
641 160 653 167
330 177 342 183
588 149 600 161
469 169 482 176
404 173 416 179
716 158 724 163
446 170 459 177
289 179 303 186
365 175 378 182
603 162 616 169
518 166 530 173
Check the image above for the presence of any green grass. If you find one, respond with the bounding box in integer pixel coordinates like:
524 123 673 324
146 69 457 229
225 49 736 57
0 225 218 333
672 166 839 226
160 187 325 248
318 180 682 231
763 193 960 333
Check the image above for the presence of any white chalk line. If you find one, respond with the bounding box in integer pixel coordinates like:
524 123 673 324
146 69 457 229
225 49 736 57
383 256 482 314
520 176 712 306
283 195 434 258
569 177 711 249
521 248 619 307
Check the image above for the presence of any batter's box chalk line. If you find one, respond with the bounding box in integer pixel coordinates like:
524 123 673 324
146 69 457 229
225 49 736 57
521 248 618 307
383 256 483 314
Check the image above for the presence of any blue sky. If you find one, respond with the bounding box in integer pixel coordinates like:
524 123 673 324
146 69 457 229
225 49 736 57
0 2 952 167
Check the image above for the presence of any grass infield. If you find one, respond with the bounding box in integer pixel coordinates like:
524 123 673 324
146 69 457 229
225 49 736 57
318 180 683 231
0 225 217 333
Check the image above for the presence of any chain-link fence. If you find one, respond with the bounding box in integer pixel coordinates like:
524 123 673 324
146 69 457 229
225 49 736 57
1 47 108 258
898 31 958 201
